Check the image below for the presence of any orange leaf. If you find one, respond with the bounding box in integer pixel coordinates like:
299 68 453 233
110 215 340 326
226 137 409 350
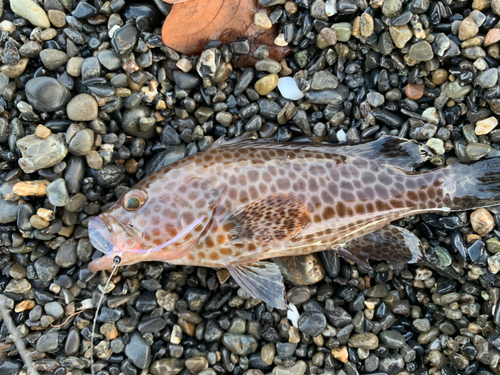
162 0 257 55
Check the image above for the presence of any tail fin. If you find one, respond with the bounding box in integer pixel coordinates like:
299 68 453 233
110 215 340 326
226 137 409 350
447 157 500 211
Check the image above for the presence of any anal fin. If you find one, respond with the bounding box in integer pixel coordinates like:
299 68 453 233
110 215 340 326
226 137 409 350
334 225 425 265
227 261 287 310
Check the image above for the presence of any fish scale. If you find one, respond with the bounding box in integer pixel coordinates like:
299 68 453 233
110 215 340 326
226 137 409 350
88 136 500 309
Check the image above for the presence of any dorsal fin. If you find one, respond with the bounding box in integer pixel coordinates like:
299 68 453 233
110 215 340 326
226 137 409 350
352 136 433 171
210 133 259 150
210 136 432 172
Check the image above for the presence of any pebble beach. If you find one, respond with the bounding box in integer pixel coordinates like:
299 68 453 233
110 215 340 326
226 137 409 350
2 0 500 374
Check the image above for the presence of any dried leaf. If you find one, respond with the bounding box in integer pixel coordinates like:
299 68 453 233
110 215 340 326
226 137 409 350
162 0 256 55
161 0 292 66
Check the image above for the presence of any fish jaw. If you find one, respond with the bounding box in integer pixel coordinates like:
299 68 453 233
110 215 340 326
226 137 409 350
88 215 145 271
88 217 115 257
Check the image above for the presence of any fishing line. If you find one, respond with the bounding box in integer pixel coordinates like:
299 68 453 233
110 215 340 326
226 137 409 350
90 255 121 375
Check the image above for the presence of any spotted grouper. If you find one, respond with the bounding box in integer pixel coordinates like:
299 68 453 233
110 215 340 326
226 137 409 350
88 136 500 309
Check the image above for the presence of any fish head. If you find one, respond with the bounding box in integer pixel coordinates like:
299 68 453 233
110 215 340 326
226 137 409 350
88 166 222 272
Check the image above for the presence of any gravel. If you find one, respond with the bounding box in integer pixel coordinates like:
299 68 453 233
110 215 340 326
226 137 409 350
2 0 500 374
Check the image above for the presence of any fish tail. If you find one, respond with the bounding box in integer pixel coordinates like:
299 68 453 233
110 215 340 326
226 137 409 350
446 157 500 211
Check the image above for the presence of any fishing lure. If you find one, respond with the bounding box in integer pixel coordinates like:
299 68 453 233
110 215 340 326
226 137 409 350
88 136 500 309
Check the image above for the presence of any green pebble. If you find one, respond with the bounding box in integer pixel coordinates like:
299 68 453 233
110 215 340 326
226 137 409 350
434 246 452 267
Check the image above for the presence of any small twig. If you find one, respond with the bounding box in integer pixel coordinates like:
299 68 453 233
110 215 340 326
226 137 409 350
0 303 40 375
50 310 86 328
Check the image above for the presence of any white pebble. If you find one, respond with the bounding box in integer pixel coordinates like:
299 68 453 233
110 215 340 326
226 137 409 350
337 129 347 143
277 77 304 100
10 0 50 28
426 138 445 155
474 58 487 71
0 21 16 34
287 303 300 327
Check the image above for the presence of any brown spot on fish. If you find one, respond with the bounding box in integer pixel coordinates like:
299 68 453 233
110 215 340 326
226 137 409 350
355 204 365 215
418 191 427 200
217 234 226 245
220 248 232 255
336 201 346 217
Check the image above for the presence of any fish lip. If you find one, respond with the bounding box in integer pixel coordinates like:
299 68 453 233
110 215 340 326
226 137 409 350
88 216 115 255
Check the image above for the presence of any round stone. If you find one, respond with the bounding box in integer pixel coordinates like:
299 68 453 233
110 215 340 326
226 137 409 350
379 330 405 349
66 56 84 77
471 208 494 236
298 312 327 337
476 116 498 135
98 49 122 71
408 41 434 61
39 49 68 70
254 73 279 96
405 84 425 100
46 178 70 207
331 22 352 42
66 94 98 121
459 17 479 41
389 25 413 48
69 129 94 156
25 77 71 112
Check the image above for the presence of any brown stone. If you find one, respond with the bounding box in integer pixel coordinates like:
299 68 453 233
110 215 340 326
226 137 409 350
254 73 279 95
47 9 67 28
431 69 448 85
285 1 298 13
100 322 119 340
58 225 75 237
331 346 348 363
360 13 374 38
125 158 139 174
484 28 500 46
15 300 36 313
35 125 51 139
405 83 425 100
471 208 495 236
458 17 479 41
217 269 231 284
13 180 49 196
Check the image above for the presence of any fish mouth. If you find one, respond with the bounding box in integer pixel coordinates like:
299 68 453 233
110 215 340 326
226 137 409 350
89 215 143 255
88 216 115 256
88 215 145 272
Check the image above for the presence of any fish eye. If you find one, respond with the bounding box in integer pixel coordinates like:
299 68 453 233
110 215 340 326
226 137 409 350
122 189 147 211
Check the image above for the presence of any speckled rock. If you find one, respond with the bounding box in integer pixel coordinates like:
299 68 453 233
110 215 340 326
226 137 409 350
17 134 68 173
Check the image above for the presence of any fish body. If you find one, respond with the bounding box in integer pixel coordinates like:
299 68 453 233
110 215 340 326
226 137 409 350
88 136 500 309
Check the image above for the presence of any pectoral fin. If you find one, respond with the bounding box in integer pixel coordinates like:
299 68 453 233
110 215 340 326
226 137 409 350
334 224 425 266
223 194 310 244
227 261 287 310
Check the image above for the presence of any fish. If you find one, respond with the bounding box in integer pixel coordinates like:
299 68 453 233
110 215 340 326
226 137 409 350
88 136 500 310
